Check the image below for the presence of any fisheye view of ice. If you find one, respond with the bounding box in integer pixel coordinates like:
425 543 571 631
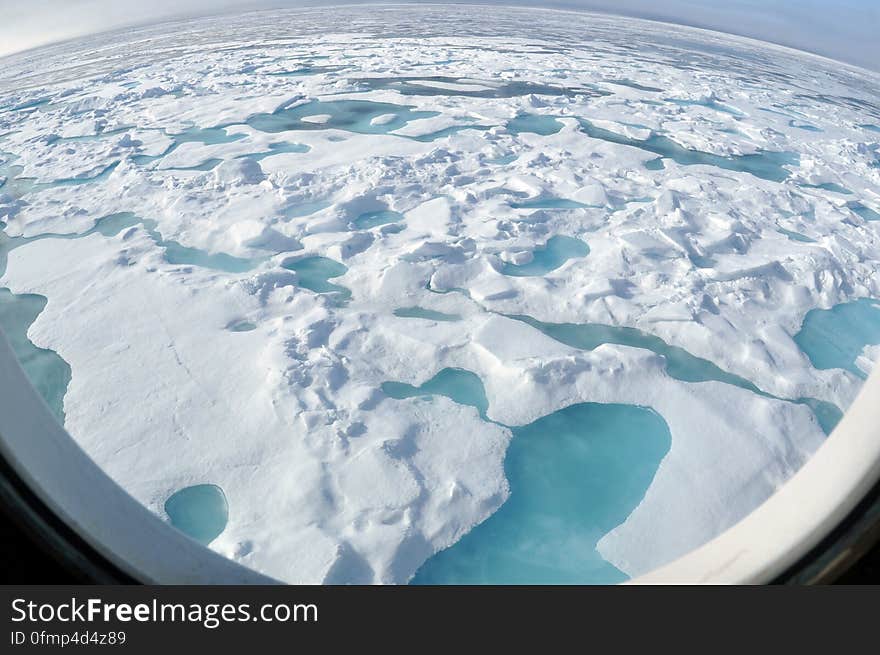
1 4 879 585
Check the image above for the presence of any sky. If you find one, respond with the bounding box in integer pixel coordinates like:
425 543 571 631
0 1 877 71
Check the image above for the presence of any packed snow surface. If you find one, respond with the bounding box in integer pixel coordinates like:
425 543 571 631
1 6 880 583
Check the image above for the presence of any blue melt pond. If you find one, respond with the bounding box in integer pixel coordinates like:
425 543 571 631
164 484 228 545
282 256 352 301
393 307 462 322
576 118 798 183
794 299 880 380
777 227 816 243
507 113 564 136
501 236 590 277
2 161 121 199
241 142 310 162
383 368 671 584
509 198 588 210
411 402 671 584
382 368 489 419
850 202 880 222
0 289 71 424
171 126 246 146
247 99 439 135
131 126 246 166
226 319 257 332
606 79 663 92
161 239 257 273
353 209 403 229
283 200 331 219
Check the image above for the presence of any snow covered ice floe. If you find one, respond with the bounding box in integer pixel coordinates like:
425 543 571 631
1 5 880 583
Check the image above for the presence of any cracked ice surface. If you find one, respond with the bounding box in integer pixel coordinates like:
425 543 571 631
1 6 880 582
